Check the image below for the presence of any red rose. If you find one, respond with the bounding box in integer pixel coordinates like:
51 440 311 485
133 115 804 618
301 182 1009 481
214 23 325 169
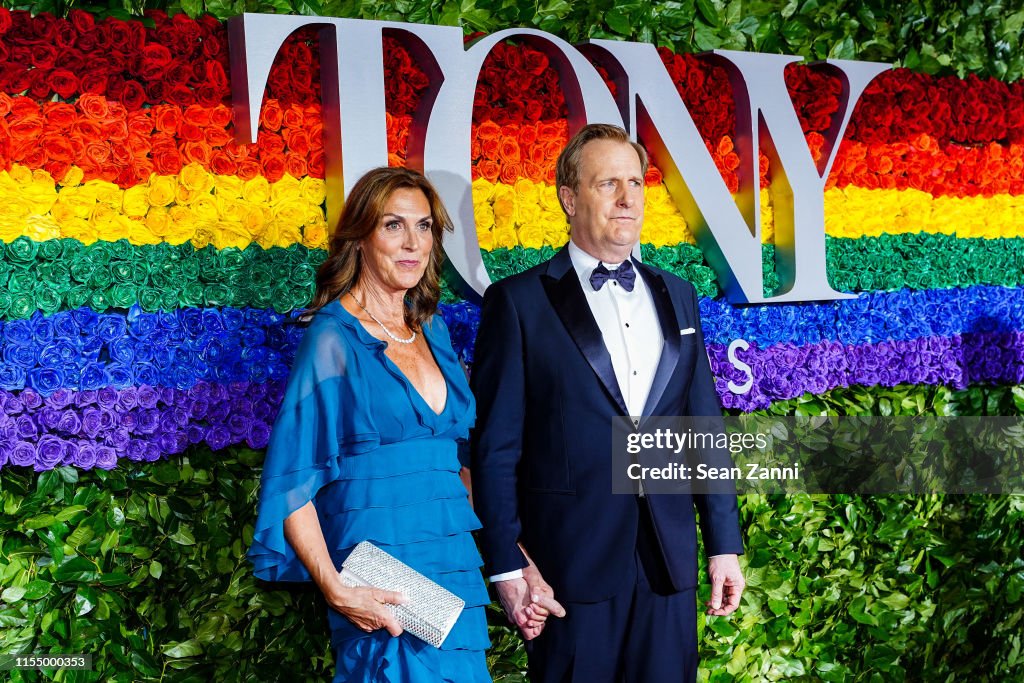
0 8 12 35
41 133 75 162
259 100 284 132
283 104 304 129
29 70 53 99
0 93 10 117
264 155 288 182
108 18 144 53
109 140 132 165
258 133 286 156
140 43 173 80
208 151 236 176
68 9 94 33
195 86 221 108
179 121 203 142
79 71 108 96
48 69 79 99
166 84 194 106
118 80 146 110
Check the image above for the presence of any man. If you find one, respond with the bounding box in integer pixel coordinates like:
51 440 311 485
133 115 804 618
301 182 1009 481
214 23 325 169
471 123 745 682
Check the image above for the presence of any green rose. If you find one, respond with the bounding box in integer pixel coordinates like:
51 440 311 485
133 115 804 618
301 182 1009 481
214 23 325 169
181 281 207 307
5 237 38 264
61 239 85 260
109 283 138 308
89 289 111 311
35 286 63 315
8 293 35 319
38 239 63 261
8 271 35 295
139 287 163 311
65 286 90 310
205 283 233 307
89 266 113 289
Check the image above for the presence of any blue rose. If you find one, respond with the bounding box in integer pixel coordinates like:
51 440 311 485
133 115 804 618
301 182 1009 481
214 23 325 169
110 338 135 364
80 363 110 392
3 319 34 345
222 307 245 331
179 308 205 339
107 364 133 388
70 309 99 335
202 309 225 333
0 364 27 391
4 344 38 369
39 341 79 368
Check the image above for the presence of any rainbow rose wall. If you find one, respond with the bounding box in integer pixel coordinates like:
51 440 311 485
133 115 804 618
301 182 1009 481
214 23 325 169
0 3 1022 681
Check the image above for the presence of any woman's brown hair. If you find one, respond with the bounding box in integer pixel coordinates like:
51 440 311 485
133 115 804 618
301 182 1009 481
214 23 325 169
308 167 454 330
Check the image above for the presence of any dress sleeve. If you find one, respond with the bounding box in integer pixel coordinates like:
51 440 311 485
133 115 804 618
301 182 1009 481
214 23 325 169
248 316 375 582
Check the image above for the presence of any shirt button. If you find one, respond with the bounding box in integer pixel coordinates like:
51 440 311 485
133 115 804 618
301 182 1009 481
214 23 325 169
633 371 638 375
625 322 630 328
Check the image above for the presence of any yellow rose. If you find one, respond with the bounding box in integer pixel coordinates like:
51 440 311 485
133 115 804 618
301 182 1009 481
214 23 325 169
492 225 519 249
180 163 213 192
8 165 32 184
492 195 515 224
242 176 272 204
272 197 306 227
272 219 302 247
214 175 244 199
299 177 326 205
513 177 539 205
476 228 494 251
242 206 269 236
122 185 150 217
88 180 123 209
473 203 495 231
145 207 173 237
472 178 496 203
539 184 562 213
23 214 60 241
127 218 161 245
191 196 220 223
166 206 196 244
517 201 541 227
517 222 544 250
270 174 301 203
212 221 252 250
60 165 85 188
302 222 328 248
59 217 97 244
148 176 178 208
191 226 213 250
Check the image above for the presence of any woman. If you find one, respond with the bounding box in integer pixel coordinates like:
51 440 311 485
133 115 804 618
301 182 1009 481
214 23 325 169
248 167 491 681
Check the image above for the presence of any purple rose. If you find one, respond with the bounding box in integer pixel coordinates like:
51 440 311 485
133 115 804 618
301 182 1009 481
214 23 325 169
267 381 286 404
45 388 75 409
107 427 130 450
229 397 253 416
126 439 147 461
159 412 178 433
39 407 63 430
188 398 209 419
207 401 229 423
144 443 161 462
227 414 250 436
158 431 188 454
77 390 98 406
117 387 139 411
136 409 160 434
206 425 232 451
121 412 138 432
11 442 36 467
35 435 65 471
137 386 159 409
95 446 118 470
246 421 271 449
247 383 267 400
75 443 98 469
158 386 176 406
57 410 82 435
61 441 80 466
15 414 39 440
97 387 119 409
172 406 190 427
187 383 211 400
187 425 206 444
81 409 105 438
254 400 274 422
208 383 228 402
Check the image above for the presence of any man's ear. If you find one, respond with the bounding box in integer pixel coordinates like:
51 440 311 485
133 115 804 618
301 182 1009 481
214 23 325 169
558 186 576 217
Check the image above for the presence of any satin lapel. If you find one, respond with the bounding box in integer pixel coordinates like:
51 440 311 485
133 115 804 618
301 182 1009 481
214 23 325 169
638 262 681 417
541 251 629 415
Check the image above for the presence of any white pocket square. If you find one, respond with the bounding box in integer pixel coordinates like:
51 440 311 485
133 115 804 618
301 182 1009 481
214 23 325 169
680 327 696 335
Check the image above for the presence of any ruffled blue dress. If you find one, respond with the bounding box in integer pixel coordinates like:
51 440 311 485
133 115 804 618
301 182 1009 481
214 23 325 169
248 300 491 682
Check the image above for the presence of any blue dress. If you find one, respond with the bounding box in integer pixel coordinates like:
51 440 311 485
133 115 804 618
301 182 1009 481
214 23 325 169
248 300 491 682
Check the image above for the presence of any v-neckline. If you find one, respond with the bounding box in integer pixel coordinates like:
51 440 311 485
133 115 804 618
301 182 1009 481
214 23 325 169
334 301 450 418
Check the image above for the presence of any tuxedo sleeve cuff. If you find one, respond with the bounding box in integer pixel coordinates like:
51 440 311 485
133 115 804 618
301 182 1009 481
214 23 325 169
488 569 524 582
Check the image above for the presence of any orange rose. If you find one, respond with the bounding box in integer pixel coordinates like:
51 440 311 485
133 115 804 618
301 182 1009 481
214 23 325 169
388 153 405 168
518 125 538 147
283 129 311 156
72 119 103 140
237 159 262 181
10 115 43 140
260 100 283 132
42 133 75 162
308 150 325 178
110 141 133 166
210 151 238 176
182 141 213 165
127 110 154 137
152 147 183 175
102 119 129 142
0 92 11 117
76 93 110 122
645 166 663 185
498 136 521 163
499 162 522 185
182 104 212 127
126 134 150 155
477 120 501 140
481 138 499 160
10 97 41 118
523 161 544 183
283 104 304 129
210 105 232 128
43 102 77 130
262 155 286 182
205 127 232 147
258 133 286 156
285 153 308 178
477 159 500 183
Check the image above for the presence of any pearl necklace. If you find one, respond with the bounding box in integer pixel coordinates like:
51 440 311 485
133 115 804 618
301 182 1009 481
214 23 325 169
349 292 417 345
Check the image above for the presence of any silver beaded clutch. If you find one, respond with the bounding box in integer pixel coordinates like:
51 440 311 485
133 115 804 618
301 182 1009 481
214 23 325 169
339 541 465 648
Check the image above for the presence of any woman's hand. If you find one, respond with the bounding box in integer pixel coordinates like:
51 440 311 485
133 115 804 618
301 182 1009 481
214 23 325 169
325 582 408 637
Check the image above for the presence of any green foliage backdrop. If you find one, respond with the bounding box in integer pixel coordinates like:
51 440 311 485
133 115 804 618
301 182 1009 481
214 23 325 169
1 0 1023 680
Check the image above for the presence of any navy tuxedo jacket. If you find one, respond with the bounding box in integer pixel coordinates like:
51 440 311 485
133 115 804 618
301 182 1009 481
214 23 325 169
470 247 744 603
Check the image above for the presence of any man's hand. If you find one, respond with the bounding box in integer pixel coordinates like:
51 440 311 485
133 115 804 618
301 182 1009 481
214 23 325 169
494 574 565 640
706 554 745 616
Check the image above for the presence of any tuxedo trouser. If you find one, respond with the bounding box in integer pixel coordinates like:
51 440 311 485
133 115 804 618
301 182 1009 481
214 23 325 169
526 497 698 683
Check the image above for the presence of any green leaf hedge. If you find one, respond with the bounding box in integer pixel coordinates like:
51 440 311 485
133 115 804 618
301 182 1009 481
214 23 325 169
2 383 1023 681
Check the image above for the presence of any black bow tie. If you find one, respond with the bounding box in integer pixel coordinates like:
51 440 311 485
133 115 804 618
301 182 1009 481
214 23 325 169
590 260 636 292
